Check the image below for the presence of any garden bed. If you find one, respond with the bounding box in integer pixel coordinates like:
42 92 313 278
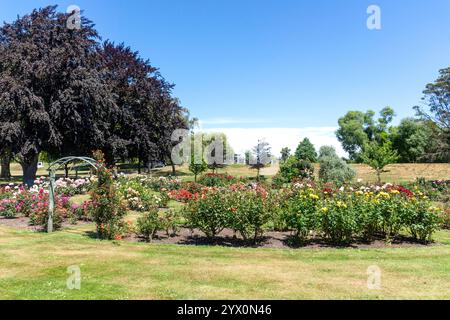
0 216 90 232
123 226 436 249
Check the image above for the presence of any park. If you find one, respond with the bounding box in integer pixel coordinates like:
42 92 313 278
0 3 450 300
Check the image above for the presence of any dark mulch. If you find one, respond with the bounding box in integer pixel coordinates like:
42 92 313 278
0 216 90 232
122 227 437 249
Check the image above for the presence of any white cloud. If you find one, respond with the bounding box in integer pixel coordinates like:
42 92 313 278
198 127 347 158
198 118 270 126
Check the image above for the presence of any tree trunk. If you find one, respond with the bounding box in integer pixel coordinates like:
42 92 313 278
64 164 69 178
137 156 142 175
171 162 176 175
376 169 382 183
21 154 39 187
0 154 11 180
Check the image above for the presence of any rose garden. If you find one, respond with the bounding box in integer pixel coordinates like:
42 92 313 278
1 5 450 300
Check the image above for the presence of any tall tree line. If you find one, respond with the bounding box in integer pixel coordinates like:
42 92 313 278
0 6 188 186
336 67 450 164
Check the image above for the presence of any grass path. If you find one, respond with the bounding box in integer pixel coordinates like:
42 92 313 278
1 224 450 300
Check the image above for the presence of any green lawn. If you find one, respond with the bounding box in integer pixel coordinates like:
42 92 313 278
1 222 450 300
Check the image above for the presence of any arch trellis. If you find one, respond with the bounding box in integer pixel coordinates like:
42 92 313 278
47 157 100 233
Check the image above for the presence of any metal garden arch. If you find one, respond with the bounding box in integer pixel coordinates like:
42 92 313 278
47 157 100 233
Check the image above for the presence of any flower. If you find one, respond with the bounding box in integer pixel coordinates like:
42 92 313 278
309 194 320 200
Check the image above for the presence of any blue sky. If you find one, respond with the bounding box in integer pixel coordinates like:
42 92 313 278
1 0 450 155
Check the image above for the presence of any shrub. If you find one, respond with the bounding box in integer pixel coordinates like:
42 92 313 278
182 189 229 238
168 189 197 203
352 192 380 241
181 182 204 194
279 156 314 182
375 192 405 241
318 146 356 186
28 194 71 231
320 199 357 245
0 199 17 218
228 189 270 242
136 176 182 192
70 200 95 221
441 207 450 229
91 164 127 240
159 209 181 237
282 189 320 243
54 178 92 196
136 207 160 242
403 201 441 242
198 173 237 187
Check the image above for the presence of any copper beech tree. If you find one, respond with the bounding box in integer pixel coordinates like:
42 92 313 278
0 6 188 186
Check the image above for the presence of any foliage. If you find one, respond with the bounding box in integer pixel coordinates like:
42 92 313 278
136 176 182 192
136 207 160 242
336 107 395 161
0 6 188 186
282 188 320 243
182 184 271 241
391 118 437 163
280 147 291 162
188 155 208 182
168 189 198 203
415 67 450 162
197 173 237 187
318 146 356 186
320 198 357 245
159 210 182 237
182 189 229 237
279 156 314 183
227 188 271 242
117 179 168 211
0 199 17 218
90 164 127 240
360 141 399 183
295 138 317 162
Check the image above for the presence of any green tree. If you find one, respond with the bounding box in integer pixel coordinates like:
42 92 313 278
318 146 356 186
336 107 395 161
188 156 207 182
187 134 207 182
391 118 436 163
415 67 450 162
295 138 317 162
202 132 234 173
280 147 291 162
360 141 399 183
279 156 314 182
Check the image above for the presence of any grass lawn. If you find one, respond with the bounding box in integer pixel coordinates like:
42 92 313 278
152 163 450 184
3 162 450 185
1 222 450 300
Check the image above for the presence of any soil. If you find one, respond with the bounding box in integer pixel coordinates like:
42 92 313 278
124 227 436 250
0 216 437 249
0 216 91 232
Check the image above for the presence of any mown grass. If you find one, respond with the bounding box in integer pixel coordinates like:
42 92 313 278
0 223 450 300
153 163 450 184
3 162 450 185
